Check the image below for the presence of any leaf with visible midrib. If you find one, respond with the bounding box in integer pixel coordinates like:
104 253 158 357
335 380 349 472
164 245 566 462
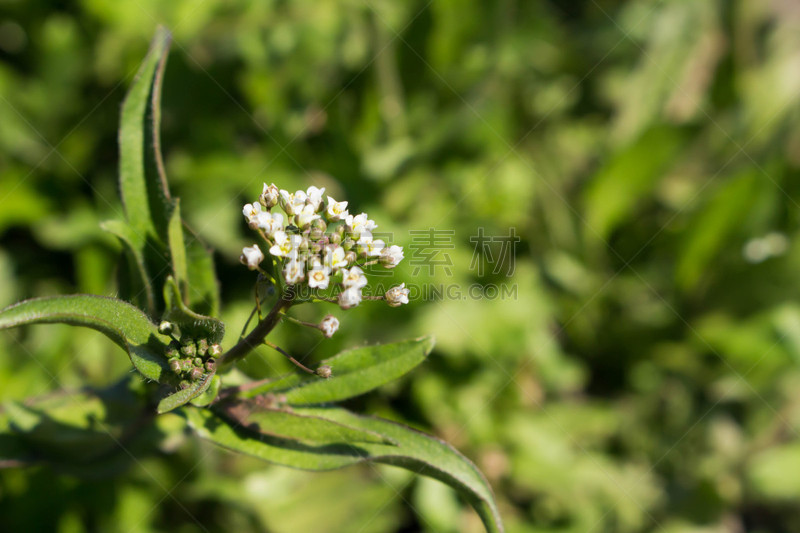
114 26 220 316
183 404 503 533
0 295 170 382
243 336 434 403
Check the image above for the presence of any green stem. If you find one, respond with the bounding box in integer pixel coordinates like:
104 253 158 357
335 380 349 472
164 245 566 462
220 288 294 366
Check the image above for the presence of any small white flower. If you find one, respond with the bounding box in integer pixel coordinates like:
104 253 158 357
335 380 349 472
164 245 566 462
260 183 279 208
284 257 306 285
296 203 321 228
341 266 368 289
380 245 404 268
256 211 285 236
338 286 362 309
319 315 339 338
322 245 349 271
345 213 377 237
385 283 410 307
279 190 305 216
242 202 263 226
269 231 302 257
326 196 349 221
306 186 326 210
358 235 384 257
240 244 264 270
308 264 331 289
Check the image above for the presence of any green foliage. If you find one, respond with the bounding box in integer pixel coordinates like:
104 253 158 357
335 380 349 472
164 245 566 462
0 295 170 381
2 1 800 532
0 22 500 533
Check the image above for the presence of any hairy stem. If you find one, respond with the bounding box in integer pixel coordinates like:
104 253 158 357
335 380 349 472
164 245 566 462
220 288 294 366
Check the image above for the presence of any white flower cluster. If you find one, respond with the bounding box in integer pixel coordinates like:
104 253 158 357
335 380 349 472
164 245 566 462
240 183 408 311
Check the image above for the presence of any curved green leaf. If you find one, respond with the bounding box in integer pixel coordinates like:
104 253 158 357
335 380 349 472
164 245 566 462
183 223 221 317
0 295 170 381
277 336 434 405
216 401 395 446
183 403 502 532
157 370 216 414
190 375 222 407
119 26 172 241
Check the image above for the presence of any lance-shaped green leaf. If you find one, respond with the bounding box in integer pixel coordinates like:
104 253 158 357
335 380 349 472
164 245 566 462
115 28 221 317
183 224 221 317
119 25 172 241
162 277 225 343
269 336 434 405
166 202 220 317
0 295 170 382
183 404 503 533
157 370 216 414
216 400 395 446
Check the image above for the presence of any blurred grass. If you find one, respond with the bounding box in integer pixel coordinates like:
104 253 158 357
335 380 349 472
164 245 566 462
2 0 800 531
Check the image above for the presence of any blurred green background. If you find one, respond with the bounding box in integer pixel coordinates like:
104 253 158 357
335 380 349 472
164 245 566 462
2 0 800 531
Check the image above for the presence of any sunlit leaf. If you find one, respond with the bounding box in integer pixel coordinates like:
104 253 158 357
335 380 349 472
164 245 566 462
0 295 170 381
183 404 503 533
243 336 434 403
216 400 395 445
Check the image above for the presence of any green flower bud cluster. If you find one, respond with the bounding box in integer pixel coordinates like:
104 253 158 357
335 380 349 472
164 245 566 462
165 335 220 387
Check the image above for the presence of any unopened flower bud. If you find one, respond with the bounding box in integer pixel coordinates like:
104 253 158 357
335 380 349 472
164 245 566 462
205 359 217 372
310 241 323 254
316 365 333 379
194 357 203 367
196 339 208 356
169 358 182 374
380 245 404 268
179 380 191 390
329 232 342 245
165 347 178 358
311 218 327 232
180 343 196 357
385 283 410 307
260 183 279 208
344 251 357 265
209 344 222 357
240 244 264 270
158 321 174 335
182 358 194 371
310 226 325 241
189 367 203 381
342 238 355 251
319 315 339 338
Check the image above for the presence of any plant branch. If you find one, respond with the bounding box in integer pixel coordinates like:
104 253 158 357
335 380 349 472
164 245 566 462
220 288 294 366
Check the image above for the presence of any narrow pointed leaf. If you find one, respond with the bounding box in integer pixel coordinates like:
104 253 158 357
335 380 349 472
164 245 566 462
167 199 189 295
278 336 434 405
119 26 172 241
0 295 170 381
217 401 395 445
183 224 221 317
183 404 502 533
157 370 216 414
298 407 503 533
